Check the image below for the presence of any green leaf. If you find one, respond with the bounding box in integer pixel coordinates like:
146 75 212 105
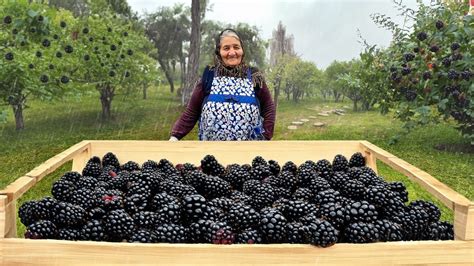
438 99 448 111
27 10 38 18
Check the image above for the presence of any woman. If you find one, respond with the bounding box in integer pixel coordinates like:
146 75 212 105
169 29 276 141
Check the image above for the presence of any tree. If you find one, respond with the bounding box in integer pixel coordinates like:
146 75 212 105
269 21 295 107
324 60 352 102
144 5 190 93
182 0 201 106
0 1 76 130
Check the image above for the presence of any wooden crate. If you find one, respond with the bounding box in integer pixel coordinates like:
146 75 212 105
0 140 472 265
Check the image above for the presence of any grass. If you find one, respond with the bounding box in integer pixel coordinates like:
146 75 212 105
0 88 472 237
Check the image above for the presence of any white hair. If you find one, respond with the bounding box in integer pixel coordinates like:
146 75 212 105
219 30 241 43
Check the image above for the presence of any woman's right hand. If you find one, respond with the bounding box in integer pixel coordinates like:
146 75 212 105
169 136 179 141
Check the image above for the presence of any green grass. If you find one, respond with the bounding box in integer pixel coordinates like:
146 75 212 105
1 89 472 237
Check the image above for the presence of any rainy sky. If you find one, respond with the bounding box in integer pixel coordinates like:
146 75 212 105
128 0 424 69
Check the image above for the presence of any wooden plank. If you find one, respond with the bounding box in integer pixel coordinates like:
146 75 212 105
360 141 472 210
0 239 472 265
0 176 36 202
71 143 91 173
454 203 474 241
0 196 15 238
87 140 364 167
359 142 378 174
26 141 90 183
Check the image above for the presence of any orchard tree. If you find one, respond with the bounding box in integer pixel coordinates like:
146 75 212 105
324 60 352 102
373 1 473 143
0 1 77 130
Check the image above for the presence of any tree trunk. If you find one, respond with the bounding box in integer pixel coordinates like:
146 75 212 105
158 57 175 93
12 103 24 130
353 99 358 112
182 0 201 106
99 84 115 121
143 82 147 100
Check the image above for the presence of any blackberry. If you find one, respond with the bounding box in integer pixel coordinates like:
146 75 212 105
343 222 380 243
162 182 197 199
151 192 179 211
285 222 308 243
53 202 86 227
374 219 404 241
82 27 89 34
207 221 235 244
102 152 120 169
110 44 117 51
281 200 317 222
450 42 460 51
36 51 43 58
25 220 58 239
429 45 439 53
81 219 107 241
104 209 135 241
328 171 350 190
461 70 472 81
227 204 260 232
157 203 182 224
97 193 123 211
175 162 197 176
3 16 12 24
296 164 317 187
201 155 225 177
341 179 365 200
364 184 392 208
208 197 234 212
188 219 214 243
306 219 339 247
435 20 444 30
422 71 432 80
201 205 225 221
275 171 297 191
268 160 281 176
442 57 452 67
200 176 232 199
19 200 38 226
249 164 272 180
447 69 459 80
391 206 430 240
60 21 67 28
405 89 417 101
61 171 82 184
281 161 298 174
259 208 287 243
318 202 345 229
60 76 70 84
421 221 454 240
251 156 268 168
344 200 378 223
349 152 365 167
132 211 158 229
403 53 415 62
380 197 406 218
121 160 140 172
315 159 332 178
235 229 263 244
292 188 314 202
182 194 207 222
222 165 251 190
229 191 252 205
82 160 102 178
247 183 275 211
387 182 409 202
416 32 427 41
51 179 76 202
88 207 107 220
305 176 329 194
272 186 292 200
401 67 411 75
313 189 344 206
409 200 440 224
129 229 157 243
34 197 58 221
58 228 82 240
124 193 149 214
40 75 49 83
77 176 98 189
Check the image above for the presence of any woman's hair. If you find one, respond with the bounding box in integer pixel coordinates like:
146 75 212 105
215 29 244 58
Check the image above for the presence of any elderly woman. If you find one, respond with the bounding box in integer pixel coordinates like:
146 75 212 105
169 29 276 141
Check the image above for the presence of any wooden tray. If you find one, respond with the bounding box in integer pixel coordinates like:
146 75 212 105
0 140 472 265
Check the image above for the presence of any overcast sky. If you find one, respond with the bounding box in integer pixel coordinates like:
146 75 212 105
128 0 422 69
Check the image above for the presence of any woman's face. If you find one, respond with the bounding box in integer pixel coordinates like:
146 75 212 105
219 36 243 67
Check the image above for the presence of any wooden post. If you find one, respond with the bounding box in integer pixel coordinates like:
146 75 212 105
0 195 16 238
453 203 474 240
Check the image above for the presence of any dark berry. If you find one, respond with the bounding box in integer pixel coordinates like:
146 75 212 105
61 76 70 84
60 21 67 28
40 75 49 83
416 32 427 41
3 16 12 24
5 52 14 61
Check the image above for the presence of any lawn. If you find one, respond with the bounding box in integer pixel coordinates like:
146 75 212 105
0 87 472 237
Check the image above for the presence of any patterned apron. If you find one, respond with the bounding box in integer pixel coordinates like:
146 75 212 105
199 69 264 141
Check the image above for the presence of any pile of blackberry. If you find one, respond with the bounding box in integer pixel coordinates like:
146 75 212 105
19 152 454 246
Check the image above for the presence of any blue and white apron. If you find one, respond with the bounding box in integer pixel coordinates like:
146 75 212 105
198 69 264 141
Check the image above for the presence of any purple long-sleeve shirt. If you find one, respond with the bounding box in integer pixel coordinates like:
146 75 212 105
171 80 276 140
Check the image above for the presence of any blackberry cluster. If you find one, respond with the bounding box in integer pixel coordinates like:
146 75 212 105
19 152 453 246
